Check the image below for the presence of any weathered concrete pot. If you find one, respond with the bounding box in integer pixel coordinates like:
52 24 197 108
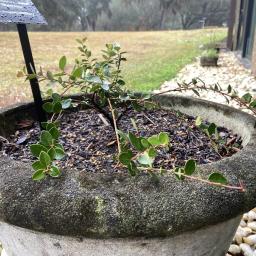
200 56 219 67
1 95 256 256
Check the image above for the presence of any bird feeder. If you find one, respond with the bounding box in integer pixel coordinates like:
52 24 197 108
0 0 47 124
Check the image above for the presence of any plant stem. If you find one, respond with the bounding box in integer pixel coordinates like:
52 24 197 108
108 99 121 154
152 81 256 116
137 167 245 192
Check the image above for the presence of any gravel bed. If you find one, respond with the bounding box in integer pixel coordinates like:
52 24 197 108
155 50 256 110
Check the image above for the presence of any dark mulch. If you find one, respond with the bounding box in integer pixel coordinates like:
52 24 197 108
0 107 242 173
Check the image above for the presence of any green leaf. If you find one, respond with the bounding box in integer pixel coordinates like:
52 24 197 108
41 122 48 129
131 101 142 111
174 168 185 180
137 152 154 167
61 99 72 109
46 122 56 131
39 151 51 168
43 102 53 113
128 132 144 151
242 93 252 103
26 73 37 80
32 161 46 171
30 144 48 157
59 56 67 70
117 130 129 141
195 116 202 126
208 123 217 136
184 159 196 175
228 85 232 94
46 71 54 81
208 173 228 185
250 100 256 108
148 135 160 146
52 93 62 102
141 138 150 149
148 148 157 158
192 89 200 97
55 148 65 160
49 166 61 178
49 127 60 140
158 132 169 145
86 75 102 84
128 161 138 176
40 131 53 146
117 79 125 85
72 67 83 79
56 143 64 151
102 80 110 91
53 102 62 114
119 150 133 166
32 170 46 181
47 148 56 161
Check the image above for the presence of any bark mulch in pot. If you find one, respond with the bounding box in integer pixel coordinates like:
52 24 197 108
0 107 242 174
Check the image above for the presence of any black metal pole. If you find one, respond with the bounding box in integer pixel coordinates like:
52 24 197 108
16 23 46 126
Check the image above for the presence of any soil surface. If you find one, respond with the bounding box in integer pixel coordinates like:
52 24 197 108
0 107 242 173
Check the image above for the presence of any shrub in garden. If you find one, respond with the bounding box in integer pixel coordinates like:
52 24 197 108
17 38 250 192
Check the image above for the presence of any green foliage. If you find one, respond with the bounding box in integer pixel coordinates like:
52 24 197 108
23 40 234 190
26 0 229 32
195 116 217 137
201 49 219 58
29 91 68 180
119 130 170 171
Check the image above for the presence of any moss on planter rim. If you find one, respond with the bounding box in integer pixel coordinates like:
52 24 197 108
0 95 256 239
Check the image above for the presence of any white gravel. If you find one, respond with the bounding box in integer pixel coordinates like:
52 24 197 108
155 50 256 109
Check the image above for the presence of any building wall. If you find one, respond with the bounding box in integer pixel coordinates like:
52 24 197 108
228 0 256 75
250 33 256 75
227 0 238 49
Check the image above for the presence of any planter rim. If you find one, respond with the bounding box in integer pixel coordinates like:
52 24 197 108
0 94 256 239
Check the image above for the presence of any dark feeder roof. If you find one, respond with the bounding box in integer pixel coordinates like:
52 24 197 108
0 0 47 25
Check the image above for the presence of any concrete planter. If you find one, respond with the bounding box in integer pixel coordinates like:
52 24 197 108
1 95 256 256
200 56 219 67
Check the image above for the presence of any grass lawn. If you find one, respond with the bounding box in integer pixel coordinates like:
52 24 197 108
0 28 227 108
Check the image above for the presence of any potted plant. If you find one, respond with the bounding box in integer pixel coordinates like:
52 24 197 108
204 32 222 53
0 40 256 256
200 49 219 67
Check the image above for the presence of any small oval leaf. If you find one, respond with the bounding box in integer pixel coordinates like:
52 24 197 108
184 159 196 175
32 170 46 181
208 172 228 185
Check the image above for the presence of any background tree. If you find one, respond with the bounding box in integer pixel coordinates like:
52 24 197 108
0 0 230 31
176 0 230 29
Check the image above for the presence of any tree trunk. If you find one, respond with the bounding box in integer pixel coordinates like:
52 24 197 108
80 17 88 31
159 8 166 30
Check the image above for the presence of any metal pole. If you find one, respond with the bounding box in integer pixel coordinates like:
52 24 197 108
16 23 46 126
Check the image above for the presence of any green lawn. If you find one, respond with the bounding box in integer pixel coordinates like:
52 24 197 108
0 28 227 108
